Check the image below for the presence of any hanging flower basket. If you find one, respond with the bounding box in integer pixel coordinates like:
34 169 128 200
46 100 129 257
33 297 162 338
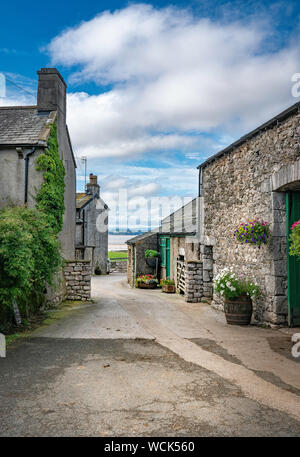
234 220 270 248
289 220 300 258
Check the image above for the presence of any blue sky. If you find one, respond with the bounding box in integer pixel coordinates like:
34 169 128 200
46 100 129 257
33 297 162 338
1 0 300 229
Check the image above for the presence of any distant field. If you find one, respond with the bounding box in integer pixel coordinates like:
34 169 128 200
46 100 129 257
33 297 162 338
108 251 128 261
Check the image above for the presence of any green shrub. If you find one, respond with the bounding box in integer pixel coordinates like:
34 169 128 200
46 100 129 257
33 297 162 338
0 122 65 326
0 206 62 319
160 279 175 286
145 249 159 258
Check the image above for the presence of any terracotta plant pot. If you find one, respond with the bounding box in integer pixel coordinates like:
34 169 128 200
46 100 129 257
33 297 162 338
162 284 175 293
224 295 253 325
137 282 157 289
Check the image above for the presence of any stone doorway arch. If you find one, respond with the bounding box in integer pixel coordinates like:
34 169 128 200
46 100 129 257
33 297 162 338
268 161 300 326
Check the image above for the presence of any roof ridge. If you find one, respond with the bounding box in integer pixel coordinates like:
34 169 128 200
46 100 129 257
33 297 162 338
0 105 38 110
198 100 300 169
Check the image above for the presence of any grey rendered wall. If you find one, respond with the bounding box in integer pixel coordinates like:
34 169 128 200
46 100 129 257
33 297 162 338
0 147 44 209
56 124 76 260
84 198 108 274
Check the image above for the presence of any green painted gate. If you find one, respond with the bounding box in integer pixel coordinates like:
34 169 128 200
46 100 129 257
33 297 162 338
160 236 170 278
286 192 300 327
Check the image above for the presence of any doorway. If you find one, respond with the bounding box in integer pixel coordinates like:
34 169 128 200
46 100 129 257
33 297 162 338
286 191 300 326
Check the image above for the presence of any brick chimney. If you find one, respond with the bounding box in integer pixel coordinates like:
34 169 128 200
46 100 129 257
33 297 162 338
86 173 100 197
37 68 67 122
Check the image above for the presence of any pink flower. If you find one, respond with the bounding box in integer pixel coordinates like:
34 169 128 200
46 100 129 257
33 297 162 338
291 220 300 230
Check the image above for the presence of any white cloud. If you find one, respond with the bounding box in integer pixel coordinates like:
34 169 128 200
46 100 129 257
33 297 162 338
47 3 300 159
44 3 300 228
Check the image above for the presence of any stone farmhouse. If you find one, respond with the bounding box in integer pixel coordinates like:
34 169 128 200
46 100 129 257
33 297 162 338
0 68 93 303
127 101 300 327
0 68 76 259
76 173 109 275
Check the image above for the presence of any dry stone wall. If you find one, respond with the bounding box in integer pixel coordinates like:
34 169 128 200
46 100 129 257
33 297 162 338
110 260 128 273
184 261 203 302
64 260 91 300
184 245 213 303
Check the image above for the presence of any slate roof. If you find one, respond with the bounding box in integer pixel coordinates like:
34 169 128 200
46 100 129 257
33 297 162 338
198 100 300 170
76 193 93 209
126 231 158 245
0 106 56 146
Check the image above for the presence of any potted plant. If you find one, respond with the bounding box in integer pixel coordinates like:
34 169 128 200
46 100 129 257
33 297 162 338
214 268 260 325
160 279 175 293
289 220 300 258
234 220 270 248
136 274 158 289
145 249 160 268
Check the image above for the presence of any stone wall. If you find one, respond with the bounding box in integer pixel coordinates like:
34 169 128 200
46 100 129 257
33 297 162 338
201 111 300 325
184 261 203 302
168 236 200 285
63 260 91 300
110 260 128 273
184 245 213 303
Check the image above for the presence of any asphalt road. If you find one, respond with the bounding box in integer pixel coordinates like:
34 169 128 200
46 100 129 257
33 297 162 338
0 274 299 437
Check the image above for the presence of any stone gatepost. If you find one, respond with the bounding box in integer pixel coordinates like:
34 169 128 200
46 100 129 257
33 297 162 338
201 245 214 299
184 261 203 302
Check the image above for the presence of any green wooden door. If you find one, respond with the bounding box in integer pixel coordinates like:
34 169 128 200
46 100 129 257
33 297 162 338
286 192 300 327
166 237 170 278
160 236 171 278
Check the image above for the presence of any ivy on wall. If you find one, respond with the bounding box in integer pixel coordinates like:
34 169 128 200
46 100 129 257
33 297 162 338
36 122 65 234
0 122 65 330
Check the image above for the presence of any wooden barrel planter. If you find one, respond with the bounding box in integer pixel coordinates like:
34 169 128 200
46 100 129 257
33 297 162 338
224 296 253 325
137 282 157 289
162 284 175 293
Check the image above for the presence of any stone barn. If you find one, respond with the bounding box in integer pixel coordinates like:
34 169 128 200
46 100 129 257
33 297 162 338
127 232 159 287
198 101 300 327
126 199 213 301
0 68 76 259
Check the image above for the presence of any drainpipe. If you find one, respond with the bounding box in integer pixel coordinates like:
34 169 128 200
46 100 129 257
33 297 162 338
198 166 203 197
16 147 36 204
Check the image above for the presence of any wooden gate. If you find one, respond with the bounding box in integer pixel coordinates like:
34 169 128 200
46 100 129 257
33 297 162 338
177 260 186 293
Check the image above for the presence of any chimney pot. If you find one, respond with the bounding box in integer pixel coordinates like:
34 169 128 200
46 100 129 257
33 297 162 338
86 174 99 196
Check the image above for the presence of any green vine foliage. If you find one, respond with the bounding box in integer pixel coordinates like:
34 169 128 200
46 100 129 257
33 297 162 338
36 122 65 234
0 207 62 327
0 122 65 328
